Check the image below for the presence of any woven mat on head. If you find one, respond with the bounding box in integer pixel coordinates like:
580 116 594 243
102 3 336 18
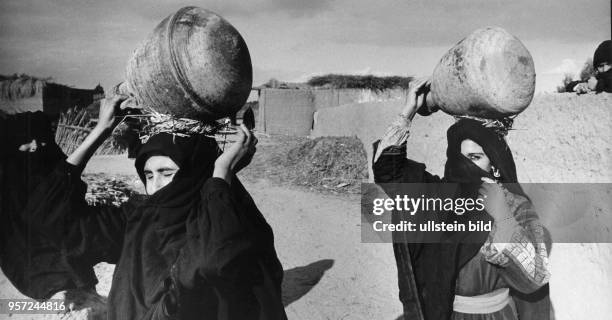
129 110 225 143
110 83 227 143
453 115 515 137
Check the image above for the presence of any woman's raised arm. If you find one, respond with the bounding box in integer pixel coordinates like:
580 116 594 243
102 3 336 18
67 95 127 173
373 78 431 164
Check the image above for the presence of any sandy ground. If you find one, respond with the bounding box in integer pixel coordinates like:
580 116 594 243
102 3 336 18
0 155 403 320
230 178 403 320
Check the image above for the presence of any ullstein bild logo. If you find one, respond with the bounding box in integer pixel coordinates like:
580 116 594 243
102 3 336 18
372 220 492 232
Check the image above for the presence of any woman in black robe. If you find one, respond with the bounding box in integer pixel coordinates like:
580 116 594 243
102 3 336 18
1 111 99 299
373 79 552 320
21 96 287 319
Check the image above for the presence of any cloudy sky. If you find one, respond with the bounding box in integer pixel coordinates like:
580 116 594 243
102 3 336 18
1 0 609 92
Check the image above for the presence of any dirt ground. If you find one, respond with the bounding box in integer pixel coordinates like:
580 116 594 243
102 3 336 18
0 146 403 319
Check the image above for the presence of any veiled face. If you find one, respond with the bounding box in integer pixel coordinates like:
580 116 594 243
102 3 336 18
460 139 492 173
143 156 179 195
596 62 611 74
18 139 46 152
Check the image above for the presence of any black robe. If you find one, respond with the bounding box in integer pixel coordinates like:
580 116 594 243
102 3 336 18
1 112 98 299
22 134 287 319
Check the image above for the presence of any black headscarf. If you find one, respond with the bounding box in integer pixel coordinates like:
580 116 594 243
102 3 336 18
593 40 612 68
1 112 66 210
133 133 221 261
593 40 612 93
445 118 517 183
1 111 55 151
134 134 213 185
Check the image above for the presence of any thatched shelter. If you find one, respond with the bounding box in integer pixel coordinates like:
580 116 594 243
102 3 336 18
0 74 104 116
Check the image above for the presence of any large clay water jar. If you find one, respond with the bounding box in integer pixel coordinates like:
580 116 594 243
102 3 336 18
124 7 252 120
430 27 535 118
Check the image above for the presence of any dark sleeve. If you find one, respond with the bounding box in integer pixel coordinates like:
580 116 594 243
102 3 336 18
565 80 582 92
392 243 425 320
373 141 440 320
174 177 263 290
512 284 553 320
373 140 442 184
23 161 127 265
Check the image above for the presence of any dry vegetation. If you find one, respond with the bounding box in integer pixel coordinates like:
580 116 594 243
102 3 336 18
240 134 368 194
0 74 50 100
82 173 141 207
307 74 414 91
259 74 414 91
556 58 596 92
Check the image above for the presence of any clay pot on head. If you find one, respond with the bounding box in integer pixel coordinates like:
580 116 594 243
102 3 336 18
125 7 252 120
430 27 535 119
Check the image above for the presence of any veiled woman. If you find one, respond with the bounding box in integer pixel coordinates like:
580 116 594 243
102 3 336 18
1 112 99 298
19 96 287 319
373 79 552 320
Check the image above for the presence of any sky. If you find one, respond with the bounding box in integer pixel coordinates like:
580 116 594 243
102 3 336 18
0 0 610 93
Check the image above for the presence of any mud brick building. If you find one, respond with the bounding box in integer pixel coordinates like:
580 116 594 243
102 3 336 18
0 75 104 117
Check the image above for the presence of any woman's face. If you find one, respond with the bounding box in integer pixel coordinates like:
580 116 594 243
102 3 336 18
596 62 611 74
18 139 46 152
460 139 492 173
143 156 179 195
